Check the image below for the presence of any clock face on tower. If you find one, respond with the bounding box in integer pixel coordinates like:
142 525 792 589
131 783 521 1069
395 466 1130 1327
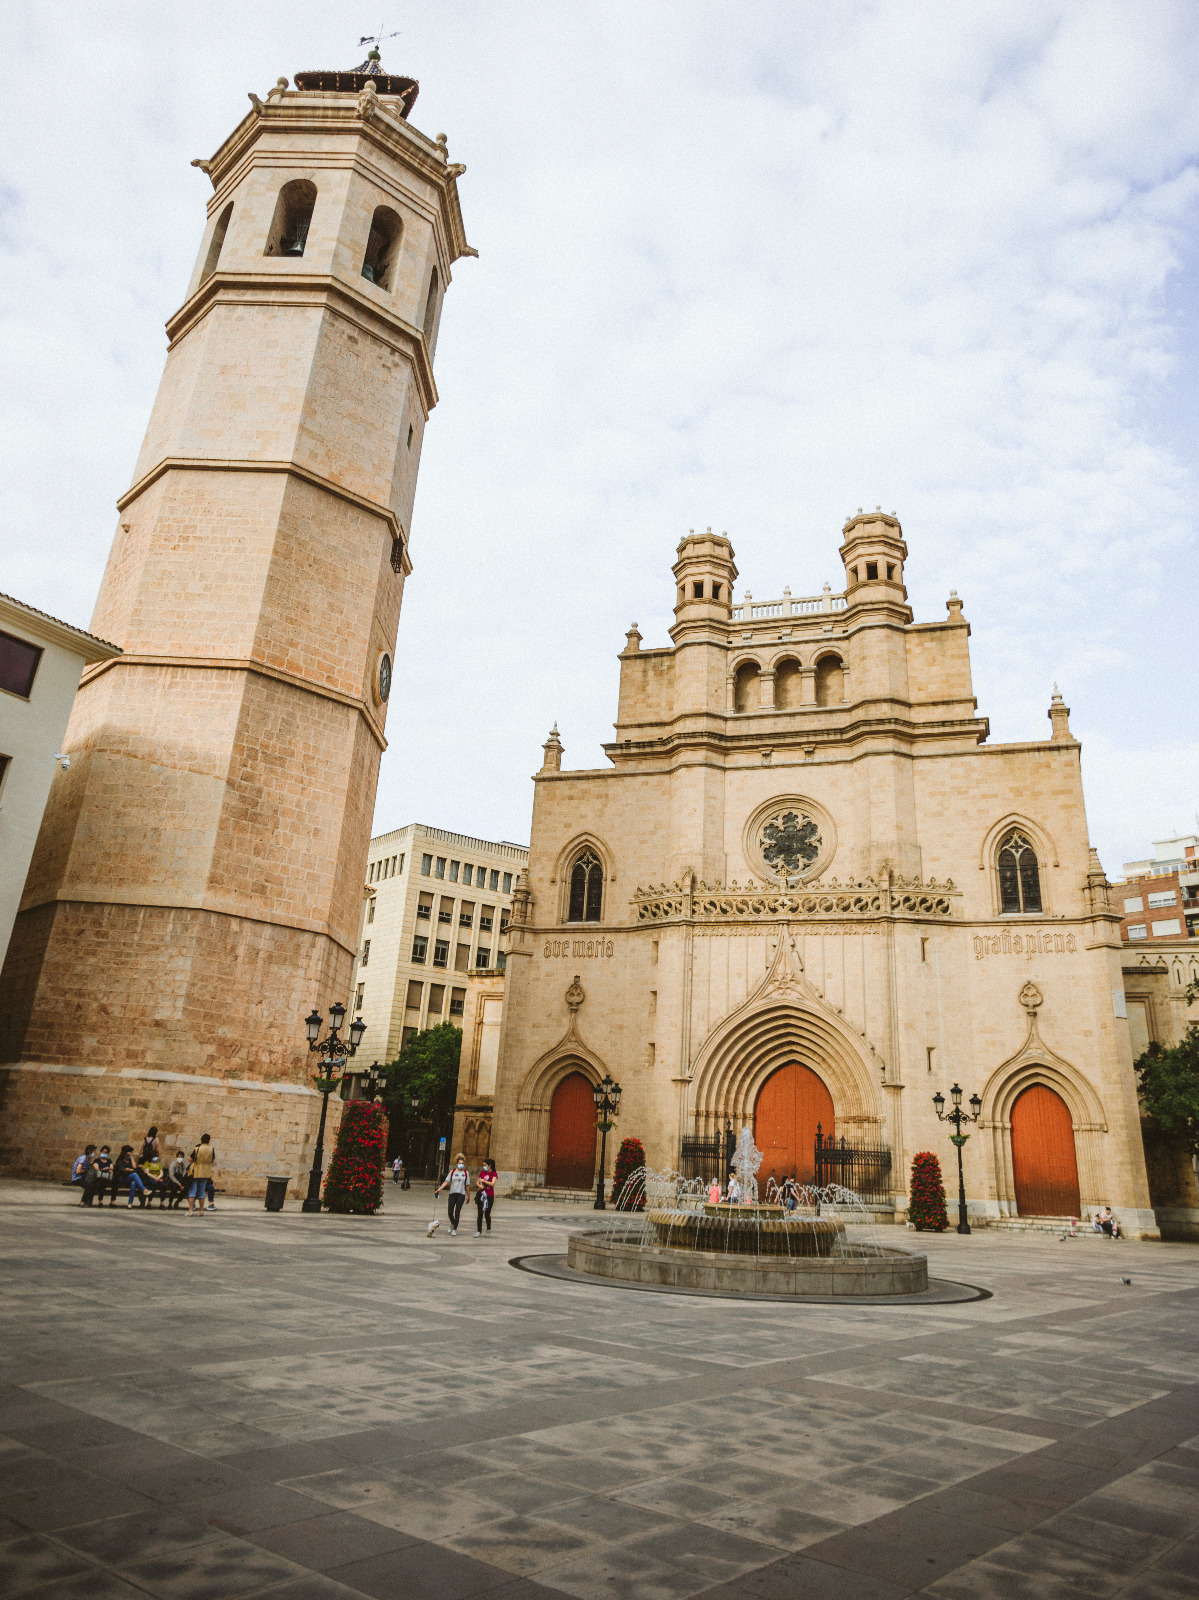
376 652 392 705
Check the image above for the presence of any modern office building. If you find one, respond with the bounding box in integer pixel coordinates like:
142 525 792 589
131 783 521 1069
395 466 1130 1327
349 823 527 1065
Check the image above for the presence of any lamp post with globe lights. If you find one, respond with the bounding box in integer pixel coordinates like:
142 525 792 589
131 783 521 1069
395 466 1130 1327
301 1002 366 1213
592 1074 623 1210
933 1083 982 1235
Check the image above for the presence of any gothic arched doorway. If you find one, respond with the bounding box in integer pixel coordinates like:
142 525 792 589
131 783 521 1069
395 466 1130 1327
544 1072 596 1189
1010 1083 1080 1217
754 1062 834 1186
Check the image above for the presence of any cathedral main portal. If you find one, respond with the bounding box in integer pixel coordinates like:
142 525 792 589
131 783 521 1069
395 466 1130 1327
753 1063 834 1187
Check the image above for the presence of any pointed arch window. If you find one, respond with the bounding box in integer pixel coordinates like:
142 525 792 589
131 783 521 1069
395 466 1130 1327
998 830 1042 914
568 850 603 923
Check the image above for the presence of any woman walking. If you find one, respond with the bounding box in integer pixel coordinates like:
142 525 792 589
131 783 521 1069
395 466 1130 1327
474 1159 497 1236
436 1154 470 1235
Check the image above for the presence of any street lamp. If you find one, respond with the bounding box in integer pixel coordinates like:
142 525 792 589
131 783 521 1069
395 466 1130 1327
301 1002 366 1213
933 1083 983 1235
592 1074 623 1210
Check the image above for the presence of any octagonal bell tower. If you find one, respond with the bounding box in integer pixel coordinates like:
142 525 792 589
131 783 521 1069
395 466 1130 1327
0 53 476 1187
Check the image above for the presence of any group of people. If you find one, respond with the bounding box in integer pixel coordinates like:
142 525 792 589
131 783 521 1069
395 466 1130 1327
70 1127 218 1214
436 1154 498 1236
707 1174 805 1209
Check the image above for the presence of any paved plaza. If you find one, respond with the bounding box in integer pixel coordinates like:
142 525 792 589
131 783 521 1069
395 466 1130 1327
3 1180 1199 1600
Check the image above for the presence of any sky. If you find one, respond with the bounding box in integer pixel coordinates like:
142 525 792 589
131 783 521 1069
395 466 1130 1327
2 1 1198 876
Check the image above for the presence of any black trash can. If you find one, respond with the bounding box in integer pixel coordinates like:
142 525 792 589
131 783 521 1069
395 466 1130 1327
264 1175 291 1212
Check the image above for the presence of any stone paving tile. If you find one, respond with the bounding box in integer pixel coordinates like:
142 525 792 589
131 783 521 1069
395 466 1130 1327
5 1183 1199 1600
0 1532 94 1596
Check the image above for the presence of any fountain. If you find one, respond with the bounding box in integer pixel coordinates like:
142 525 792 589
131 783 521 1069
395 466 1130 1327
566 1129 928 1297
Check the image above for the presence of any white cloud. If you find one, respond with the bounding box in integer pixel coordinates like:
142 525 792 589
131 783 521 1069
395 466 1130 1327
1 0 1197 870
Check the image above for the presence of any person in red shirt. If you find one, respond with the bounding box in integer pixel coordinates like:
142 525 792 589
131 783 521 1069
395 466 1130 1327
474 1159 497 1237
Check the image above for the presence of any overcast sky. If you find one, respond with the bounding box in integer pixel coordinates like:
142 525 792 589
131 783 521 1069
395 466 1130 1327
3 1 1198 876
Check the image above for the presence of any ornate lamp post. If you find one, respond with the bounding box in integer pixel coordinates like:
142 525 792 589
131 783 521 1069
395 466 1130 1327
301 1002 366 1213
933 1083 982 1235
592 1074 623 1210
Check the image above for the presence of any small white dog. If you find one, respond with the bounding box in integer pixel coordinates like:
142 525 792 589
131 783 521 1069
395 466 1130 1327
426 1219 440 1237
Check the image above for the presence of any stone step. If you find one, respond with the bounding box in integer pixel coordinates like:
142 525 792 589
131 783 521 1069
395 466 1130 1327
981 1216 1116 1236
510 1186 596 1203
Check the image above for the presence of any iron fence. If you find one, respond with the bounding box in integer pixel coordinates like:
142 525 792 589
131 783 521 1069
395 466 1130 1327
679 1130 735 1184
814 1126 893 1200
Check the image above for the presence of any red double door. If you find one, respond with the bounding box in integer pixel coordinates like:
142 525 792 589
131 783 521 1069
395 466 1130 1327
545 1072 597 1189
1010 1084 1081 1217
754 1062 834 1187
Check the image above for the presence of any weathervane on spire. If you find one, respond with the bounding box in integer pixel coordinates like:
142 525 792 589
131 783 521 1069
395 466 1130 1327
358 24 401 63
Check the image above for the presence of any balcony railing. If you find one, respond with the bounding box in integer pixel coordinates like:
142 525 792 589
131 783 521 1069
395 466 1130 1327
731 590 847 622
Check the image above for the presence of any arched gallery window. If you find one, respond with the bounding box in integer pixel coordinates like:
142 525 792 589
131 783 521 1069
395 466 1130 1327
567 850 603 923
814 654 844 706
774 658 802 709
998 829 1042 914
733 660 760 712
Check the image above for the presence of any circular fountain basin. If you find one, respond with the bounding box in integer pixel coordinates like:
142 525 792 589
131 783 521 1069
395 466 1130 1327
649 1207 845 1257
568 1215 928 1298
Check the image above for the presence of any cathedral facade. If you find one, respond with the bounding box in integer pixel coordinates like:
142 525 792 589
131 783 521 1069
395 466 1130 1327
491 518 1160 1236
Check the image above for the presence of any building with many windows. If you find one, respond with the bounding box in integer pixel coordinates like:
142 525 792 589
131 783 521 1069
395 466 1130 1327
348 823 527 1066
491 518 1173 1236
1116 836 1198 944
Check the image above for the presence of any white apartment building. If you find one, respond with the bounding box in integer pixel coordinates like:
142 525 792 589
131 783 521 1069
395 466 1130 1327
349 823 529 1064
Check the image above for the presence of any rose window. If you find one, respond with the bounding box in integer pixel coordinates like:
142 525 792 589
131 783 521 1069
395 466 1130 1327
760 810 822 880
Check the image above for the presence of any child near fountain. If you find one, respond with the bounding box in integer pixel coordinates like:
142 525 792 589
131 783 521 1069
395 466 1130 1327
707 1178 721 1205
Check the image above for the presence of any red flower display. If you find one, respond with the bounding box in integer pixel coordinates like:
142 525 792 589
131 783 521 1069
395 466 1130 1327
323 1100 387 1214
613 1136 646 1210
909 1150 950 1232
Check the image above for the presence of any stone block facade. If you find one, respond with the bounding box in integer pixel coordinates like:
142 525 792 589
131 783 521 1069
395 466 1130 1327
0 64 473 1193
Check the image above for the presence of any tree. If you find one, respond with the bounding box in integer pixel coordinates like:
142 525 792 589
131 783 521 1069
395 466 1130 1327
380 1022 463 1171
323 1100 387 1214
612 1137 646 1210
909 1151 949 1232
1135 1024 1199 1159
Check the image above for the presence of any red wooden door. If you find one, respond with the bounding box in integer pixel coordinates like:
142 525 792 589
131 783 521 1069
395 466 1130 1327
545 1073 596 1189
1011 1084 1081 1217
754 1063 834 1186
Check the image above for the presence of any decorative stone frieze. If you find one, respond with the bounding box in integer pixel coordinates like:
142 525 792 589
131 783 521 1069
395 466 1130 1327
632 876 958 924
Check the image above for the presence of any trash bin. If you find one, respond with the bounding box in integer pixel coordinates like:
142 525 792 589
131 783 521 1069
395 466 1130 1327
264 1175 291 1212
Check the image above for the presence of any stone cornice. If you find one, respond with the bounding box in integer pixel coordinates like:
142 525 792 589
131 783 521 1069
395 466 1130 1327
164 271 437 414
115 456 410 576
79 652 389 752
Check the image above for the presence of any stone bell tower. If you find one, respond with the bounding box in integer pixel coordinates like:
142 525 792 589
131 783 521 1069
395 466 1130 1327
0 51 475 1188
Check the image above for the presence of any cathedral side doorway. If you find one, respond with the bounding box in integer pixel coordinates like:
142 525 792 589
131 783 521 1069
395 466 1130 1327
1010 1083 1081 1217
754 1063 834 1187
544 1072 597 1189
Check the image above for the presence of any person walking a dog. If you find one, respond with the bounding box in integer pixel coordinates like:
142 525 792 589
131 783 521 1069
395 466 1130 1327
436 1154 471 1235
